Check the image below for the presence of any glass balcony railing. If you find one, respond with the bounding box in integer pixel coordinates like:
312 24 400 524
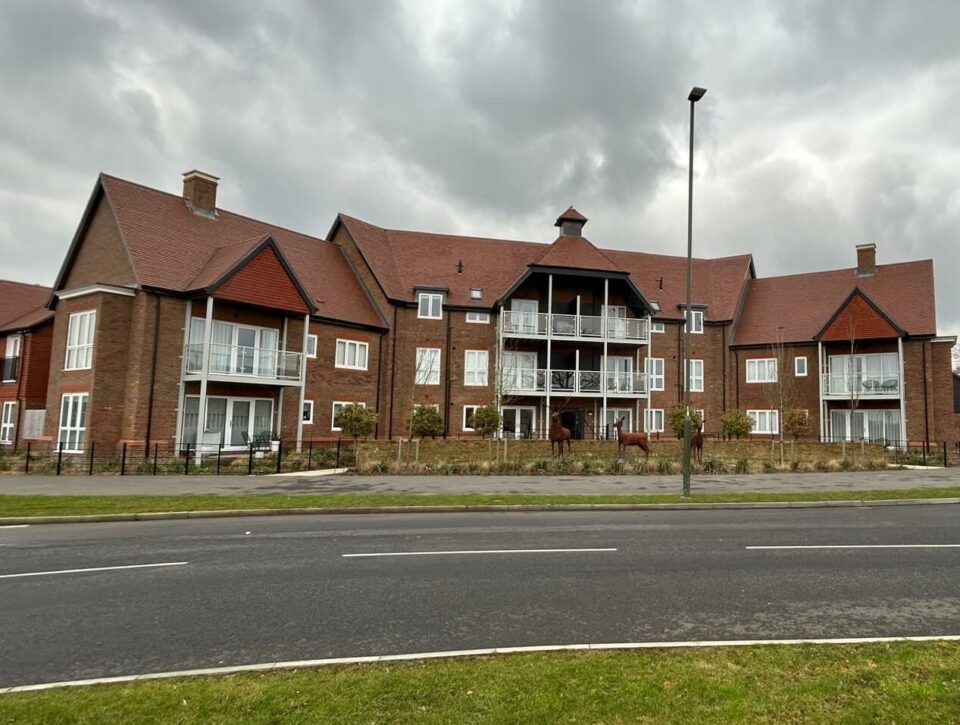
501 369 648 396
502 312 649 342
822 372 900 396
184 344 302 381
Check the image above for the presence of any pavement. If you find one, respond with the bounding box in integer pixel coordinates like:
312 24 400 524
0 467 958 496
2 506 959 687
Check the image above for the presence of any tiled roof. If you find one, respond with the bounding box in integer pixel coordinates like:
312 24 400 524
339 213 754 319
733 260 936 346
555 206 588 224
534 235 625 274
0 279 52 333
98 175 384 328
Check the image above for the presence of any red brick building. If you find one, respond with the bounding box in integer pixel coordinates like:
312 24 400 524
28 171 960 453
0 280 54 448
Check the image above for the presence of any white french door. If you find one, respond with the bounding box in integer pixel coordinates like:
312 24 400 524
503 352 538 391
510 299 538 334
502 406 536 438
605 305 627 339
184 396 274 448
605 356 633 392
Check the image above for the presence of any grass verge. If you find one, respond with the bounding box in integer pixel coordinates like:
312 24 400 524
1 487 960 518
2 643 959 723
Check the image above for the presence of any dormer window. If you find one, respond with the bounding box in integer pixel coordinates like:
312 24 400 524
470 288 483 300
417 292 443 320
684 309 704 334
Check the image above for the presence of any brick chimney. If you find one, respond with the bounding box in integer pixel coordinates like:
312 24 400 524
856 243 877 276
182 170 219 215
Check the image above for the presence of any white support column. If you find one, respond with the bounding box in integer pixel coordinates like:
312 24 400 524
296 313 310 452
817 341 824 440
601 278 609 434
575 294 581 338
496 311 504 438
644 314 652 435
897 336 907 446
277 317 289 444
195 296 215 463
574 349 580 394
546 274 553 414
173 299 193 450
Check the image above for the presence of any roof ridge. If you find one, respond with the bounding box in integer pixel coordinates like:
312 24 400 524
101 173 333 247
753 259 932 284
0 278 52 291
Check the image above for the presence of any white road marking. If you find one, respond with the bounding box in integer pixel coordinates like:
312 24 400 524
0 561 188 579
3 634 959 693
0 525 30 529
343 548 618 558
747 544 960 550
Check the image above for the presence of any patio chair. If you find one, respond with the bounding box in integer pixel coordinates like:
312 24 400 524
861 379 879 393
881 379 898 392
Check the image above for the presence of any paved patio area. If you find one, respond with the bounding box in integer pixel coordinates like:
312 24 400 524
0 468 957 496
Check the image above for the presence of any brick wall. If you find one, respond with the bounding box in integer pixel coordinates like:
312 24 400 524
61 195 135 289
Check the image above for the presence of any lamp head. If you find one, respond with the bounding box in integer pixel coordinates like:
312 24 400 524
688 86 707 102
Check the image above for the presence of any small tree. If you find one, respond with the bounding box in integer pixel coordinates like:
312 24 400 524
336 405 377 470
783 407 811 464
470 406 501 439
720 409 754 440
668 405 702 439
410 405 443 439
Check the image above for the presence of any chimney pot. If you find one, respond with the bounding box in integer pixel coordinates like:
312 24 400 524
182 170 219 216
856 243 876 276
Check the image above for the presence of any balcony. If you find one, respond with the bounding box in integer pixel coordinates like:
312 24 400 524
184 343 302 385
502 311 648 343
1 356 18 383
822 372 901 398
502 369 648 397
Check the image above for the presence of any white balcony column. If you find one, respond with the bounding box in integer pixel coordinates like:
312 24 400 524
496 311 504 436
173 298 193 450
644 314 652 433
575 349 580 394
277 316 289 446
817 341 824 440
897 336 907 445
575 295 581 338
296 313 310 452
601 278 609 431
195 296 215 462
546 274 553 411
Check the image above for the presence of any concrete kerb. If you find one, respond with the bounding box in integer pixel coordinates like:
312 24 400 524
2 497 960 526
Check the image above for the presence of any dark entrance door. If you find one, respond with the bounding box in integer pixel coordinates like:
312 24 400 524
560 408 584 440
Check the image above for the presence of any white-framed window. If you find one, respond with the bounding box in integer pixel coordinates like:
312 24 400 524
302 400 314 425
58 393 88 452
746 358 778 383
644 408 665 433
464 350 488 386
695 409 705 430
331 401 366 432
306 334 318 359
650 322 665 333
65 310 96 370
646 358 665 391
748 409 779 435
2 334 20 382
463 405 481 431
336 339 369 370
794 356 807 377
687 359 704 392
466 311 490 324
417 292 443 320
684 309 704 334
415 347 441 385
0 401 15 444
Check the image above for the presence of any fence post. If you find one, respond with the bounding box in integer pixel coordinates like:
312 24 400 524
120 442 127 476
88 442 95 476
943 441 948 468
276 439 283 474
24 442 31 474
922 442 927 467
307 439 313 471
56 442 63 475
216 444 222 475
336 438 341 468
153 444 158 475
184 443 191 476
247 443 254 475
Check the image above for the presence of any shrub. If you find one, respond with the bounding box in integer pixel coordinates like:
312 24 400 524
469 406 501 438
410 405 443 438
762 460 775 473
701 456 727 474
720 410 754 439
656 456 673 475
783 408 811 440
668 405 703 438
734 458 750 474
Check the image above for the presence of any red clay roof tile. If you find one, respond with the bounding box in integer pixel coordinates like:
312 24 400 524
0 279 52 333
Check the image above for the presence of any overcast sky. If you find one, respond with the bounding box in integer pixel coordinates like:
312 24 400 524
1 0 958 340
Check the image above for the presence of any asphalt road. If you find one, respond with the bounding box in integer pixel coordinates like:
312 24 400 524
2 506 959 687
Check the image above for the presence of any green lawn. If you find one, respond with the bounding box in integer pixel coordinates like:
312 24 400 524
2 643 959 723
1 488 960 518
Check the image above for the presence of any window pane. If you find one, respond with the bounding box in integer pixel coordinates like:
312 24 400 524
358 344 367 368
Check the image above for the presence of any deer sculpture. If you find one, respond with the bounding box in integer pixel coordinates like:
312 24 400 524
549 411 572 457
691 421 704 464
613 416 649 459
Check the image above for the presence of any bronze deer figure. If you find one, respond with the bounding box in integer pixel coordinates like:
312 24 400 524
691 421 704 464
613 416 649 459
549 411 572 457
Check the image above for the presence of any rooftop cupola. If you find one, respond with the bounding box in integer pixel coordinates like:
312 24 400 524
555 206 588 237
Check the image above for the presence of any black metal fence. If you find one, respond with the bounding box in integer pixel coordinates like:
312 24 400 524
0 439 350 476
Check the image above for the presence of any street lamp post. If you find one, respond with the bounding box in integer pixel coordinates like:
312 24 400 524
682 86 706 498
